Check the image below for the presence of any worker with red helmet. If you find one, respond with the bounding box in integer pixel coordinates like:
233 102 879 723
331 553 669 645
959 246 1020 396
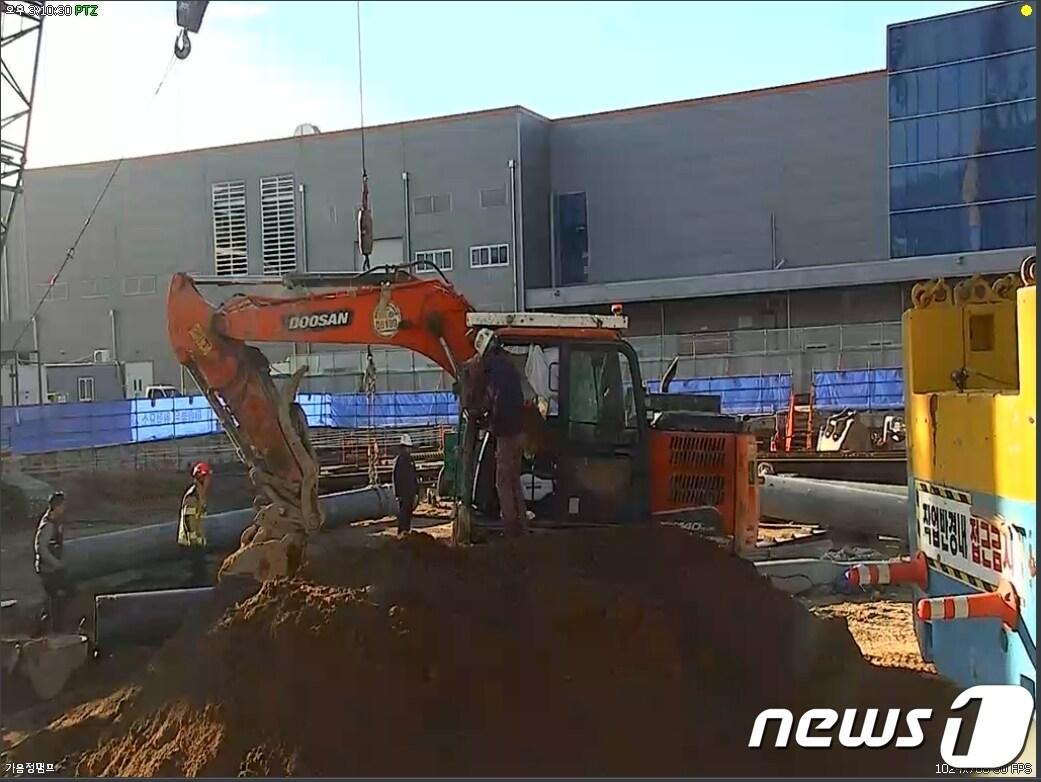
178 461 212 586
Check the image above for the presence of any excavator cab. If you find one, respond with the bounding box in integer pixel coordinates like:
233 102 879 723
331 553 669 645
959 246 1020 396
456 334 651 540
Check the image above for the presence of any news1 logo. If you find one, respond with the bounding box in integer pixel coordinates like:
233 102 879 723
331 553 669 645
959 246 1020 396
749 685 1035 769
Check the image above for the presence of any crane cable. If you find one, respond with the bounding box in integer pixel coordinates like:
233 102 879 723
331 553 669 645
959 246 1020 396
354 0 379 485
7 52 179 357
356 0 373 273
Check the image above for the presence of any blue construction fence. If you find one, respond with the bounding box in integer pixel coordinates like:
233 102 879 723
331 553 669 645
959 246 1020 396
645 374 793 415
0 392 458 455
0 369 905 455
813 368 904 411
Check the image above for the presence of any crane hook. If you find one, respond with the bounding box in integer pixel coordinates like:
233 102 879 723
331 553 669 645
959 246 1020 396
174 29 192 60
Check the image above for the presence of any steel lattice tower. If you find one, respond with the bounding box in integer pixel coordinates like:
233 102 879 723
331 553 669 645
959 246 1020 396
1 1 45 260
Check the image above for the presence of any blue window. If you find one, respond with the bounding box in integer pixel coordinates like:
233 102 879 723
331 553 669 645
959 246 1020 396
890 149 1036 211
891 197 1035 258
894 103 1032 164
888 3 1035 259
936 113 960 158
917 69 939 115
557 192 589 286
888 3 1036 72
958 58 984 106
891 101 1035 164
889 52 1036 119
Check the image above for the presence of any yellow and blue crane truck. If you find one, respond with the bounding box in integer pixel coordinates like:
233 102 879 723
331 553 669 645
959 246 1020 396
899 259 1035 693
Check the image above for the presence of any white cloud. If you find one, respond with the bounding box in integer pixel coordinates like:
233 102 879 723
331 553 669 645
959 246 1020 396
19 2 366 169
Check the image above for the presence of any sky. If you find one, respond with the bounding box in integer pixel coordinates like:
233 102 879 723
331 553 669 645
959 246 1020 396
5 0 1001 169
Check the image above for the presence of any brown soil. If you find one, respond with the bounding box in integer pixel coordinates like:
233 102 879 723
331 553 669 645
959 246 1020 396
5 526 959 777
810 592 936 673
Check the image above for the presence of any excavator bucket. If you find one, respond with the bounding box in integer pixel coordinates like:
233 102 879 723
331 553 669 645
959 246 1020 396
218 533 305 582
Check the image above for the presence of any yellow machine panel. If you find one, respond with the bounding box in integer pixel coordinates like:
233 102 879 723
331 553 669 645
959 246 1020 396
904 273 1035 503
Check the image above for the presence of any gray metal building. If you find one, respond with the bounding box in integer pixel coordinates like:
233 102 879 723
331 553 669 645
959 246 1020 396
0 1 1034 401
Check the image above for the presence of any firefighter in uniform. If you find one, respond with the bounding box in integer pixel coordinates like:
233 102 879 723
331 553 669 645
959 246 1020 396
178 462 212 586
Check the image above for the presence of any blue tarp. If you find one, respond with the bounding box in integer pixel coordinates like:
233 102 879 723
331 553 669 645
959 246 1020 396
646 374 792 415
0 391 459 455
0 400 134 453
130 396 221 442
328 392 458 429
2 371 823 454
813 368 904 411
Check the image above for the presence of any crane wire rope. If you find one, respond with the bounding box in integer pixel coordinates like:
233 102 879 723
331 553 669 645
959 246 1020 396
7 51 180 357
356 0 367 182
355 0 372 274
354 0 380 485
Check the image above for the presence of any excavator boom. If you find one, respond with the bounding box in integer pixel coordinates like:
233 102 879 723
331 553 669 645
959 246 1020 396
167 268 478 577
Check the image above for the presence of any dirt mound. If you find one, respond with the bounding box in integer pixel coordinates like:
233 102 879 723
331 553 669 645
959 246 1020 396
9 527 958 776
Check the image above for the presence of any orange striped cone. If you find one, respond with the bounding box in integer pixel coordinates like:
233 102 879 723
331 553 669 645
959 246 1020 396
916 579 1020 630
846 551 928 590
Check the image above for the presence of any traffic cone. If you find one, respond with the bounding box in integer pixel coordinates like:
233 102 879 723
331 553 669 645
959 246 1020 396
846 550 928 590
916 579 1020 630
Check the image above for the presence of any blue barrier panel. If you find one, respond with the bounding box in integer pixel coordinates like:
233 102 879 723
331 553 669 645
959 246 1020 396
131 396 221 442
328 391 458 429
3 390 463 455
813 368 904 411
1 400 134 453
646 374 792 415
296 393 334 428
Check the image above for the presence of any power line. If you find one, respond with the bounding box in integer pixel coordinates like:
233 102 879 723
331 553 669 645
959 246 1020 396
7 52 179 356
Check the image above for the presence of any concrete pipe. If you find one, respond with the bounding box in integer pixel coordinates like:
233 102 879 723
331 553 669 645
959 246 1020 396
64 485 397 581
760 474 908 540
789 478 908 497
94 578 259 648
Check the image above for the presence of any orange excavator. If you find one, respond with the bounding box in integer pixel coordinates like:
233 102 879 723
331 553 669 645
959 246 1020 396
168 264 760 579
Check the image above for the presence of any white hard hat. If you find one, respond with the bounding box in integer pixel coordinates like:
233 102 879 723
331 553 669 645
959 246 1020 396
474 328 496 358
399 433 413 447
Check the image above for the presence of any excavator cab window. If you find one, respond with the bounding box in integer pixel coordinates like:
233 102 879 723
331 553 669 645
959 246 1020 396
566 347 638 447
556 341 649 525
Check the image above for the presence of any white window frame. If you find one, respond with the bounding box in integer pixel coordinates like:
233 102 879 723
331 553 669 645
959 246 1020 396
469 243 510 269
77 376 95 402
260 174 298 276
480 186 508 208
80 278 112 299
122 276 158 296
412 193 452 216
212 180 249 276
37 282 69 302
415 249 453 273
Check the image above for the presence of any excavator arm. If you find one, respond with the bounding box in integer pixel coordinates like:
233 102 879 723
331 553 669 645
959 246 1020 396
167 267 478 577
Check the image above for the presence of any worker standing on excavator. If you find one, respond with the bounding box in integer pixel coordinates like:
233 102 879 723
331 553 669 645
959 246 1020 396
476 331 528 537
34 491 72 632
178 462 212 586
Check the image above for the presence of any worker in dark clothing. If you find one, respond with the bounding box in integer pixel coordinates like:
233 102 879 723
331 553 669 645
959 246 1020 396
178 461 212 586
35 491 73 632
475 329 528 537
393 434 419 535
